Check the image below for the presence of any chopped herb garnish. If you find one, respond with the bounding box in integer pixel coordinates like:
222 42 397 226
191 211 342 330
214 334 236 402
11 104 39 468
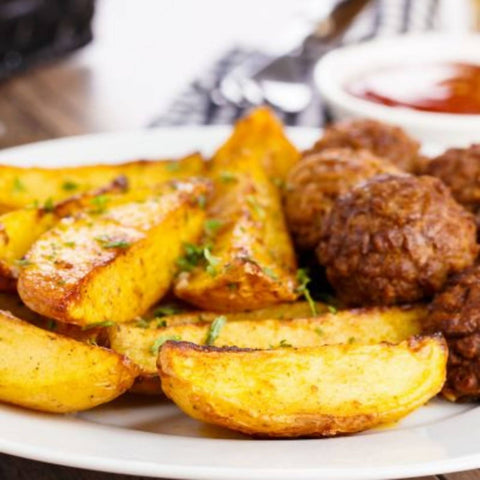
90 194 109 214
177 242 204 271
272 177 286 190
263 267 278 281
62 180 79 191
64 241 76 248
296 268 317 316
205 315 227 345
155 318 168 328
227 282 238 291
166 161 180 172
279 339 292 348
26 200 40 210
46 319 57 331
204 246 220 276
95 236 131 249
82 320 115 330
154 304 183 317
12 177 25 193
327 304 338 315
150 335 181 354
348 336 356 344
315 327 324 336
219 171 237 183
197 194 207 209
15 258 32 267
43 197 55 212
204 218 222 236
246 195 265 218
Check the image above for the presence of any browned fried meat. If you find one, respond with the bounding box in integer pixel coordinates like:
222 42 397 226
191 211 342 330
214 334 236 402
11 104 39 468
284 148 400 250
317 174 478 306
308 118 422 172
425 264 480 401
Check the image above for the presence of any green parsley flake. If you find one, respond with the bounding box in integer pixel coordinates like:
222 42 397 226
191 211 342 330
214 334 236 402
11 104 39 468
177 242 204 271
296 268 317 316
82 320 115 330
279 339 292 348
166 162 180 172
90 194 109 214
204 247 220 276
263 267 278 281
315 327 324 336
327 304 338 315
64 241 76 248
219 171 237 183
43 197 55 212
246 195 265 219
197 194 207 209
153 304 183 317
95 236 131 249
150 335 182 354
12 177 25 193
46 319 57 331
204 218 222 236
205 315 227 345
15 258 32 267
62 180 79 191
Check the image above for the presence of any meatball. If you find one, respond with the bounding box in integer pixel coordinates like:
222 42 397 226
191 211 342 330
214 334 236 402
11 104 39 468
308 119 421 172
284 148 400 250
425 264 480 401
423 144 480 213
317 175 478 306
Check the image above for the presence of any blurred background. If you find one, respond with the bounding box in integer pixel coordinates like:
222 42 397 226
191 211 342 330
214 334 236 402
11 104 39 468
0 0 478 149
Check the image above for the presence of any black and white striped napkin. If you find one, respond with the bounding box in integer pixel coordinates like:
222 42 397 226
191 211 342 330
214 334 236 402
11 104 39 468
150 0 439 128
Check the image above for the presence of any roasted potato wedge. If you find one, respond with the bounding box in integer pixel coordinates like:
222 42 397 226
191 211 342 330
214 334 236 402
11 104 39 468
18 179 210 326
143 300 328 326
0 310 138 412
0 177 129 291
109 305 425 378
0 153 204 211
213 107 299 181
159 335 447 437
175 126 299 311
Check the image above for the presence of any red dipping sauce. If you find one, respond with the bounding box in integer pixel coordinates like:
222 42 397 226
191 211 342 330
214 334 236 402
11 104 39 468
347 62 480 115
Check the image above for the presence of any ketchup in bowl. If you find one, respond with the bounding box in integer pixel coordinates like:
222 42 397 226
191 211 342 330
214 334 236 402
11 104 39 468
347 62 480 115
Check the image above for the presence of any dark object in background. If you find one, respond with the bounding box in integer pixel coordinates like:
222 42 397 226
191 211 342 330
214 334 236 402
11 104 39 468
0 0 94 80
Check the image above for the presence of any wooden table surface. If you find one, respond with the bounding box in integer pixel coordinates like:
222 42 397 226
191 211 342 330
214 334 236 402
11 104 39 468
0 1 479 479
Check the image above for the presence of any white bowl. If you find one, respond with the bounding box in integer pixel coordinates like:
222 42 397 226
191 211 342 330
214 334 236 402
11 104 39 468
314 33 480 147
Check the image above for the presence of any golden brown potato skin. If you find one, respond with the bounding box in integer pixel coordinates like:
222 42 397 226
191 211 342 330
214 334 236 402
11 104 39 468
285 148 400 250
0 310 138 412
158 336 447 438
213 106 299 181
174 110 299 311
18 179 209 326
317 175 478 306
308 118 421 172
425 264 480 401
0 153 205 212
109 305 425 377
423 144 480 214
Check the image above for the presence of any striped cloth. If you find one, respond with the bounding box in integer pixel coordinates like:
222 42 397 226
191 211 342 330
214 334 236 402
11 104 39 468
150 0 439 127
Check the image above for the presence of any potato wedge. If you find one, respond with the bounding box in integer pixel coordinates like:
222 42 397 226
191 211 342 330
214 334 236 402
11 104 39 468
144 300 329 326
18 179 210 326
0 310 138 412
159 335 447 437
213 107 299 181
175 117 299 311
0 177 128 291
110 305 425 378
0 153 204 211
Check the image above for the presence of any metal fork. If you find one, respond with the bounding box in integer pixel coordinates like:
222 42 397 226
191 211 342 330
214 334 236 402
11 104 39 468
215 0 371 114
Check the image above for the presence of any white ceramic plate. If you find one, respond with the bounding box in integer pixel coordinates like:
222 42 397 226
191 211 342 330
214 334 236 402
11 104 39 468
0 127 478 480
